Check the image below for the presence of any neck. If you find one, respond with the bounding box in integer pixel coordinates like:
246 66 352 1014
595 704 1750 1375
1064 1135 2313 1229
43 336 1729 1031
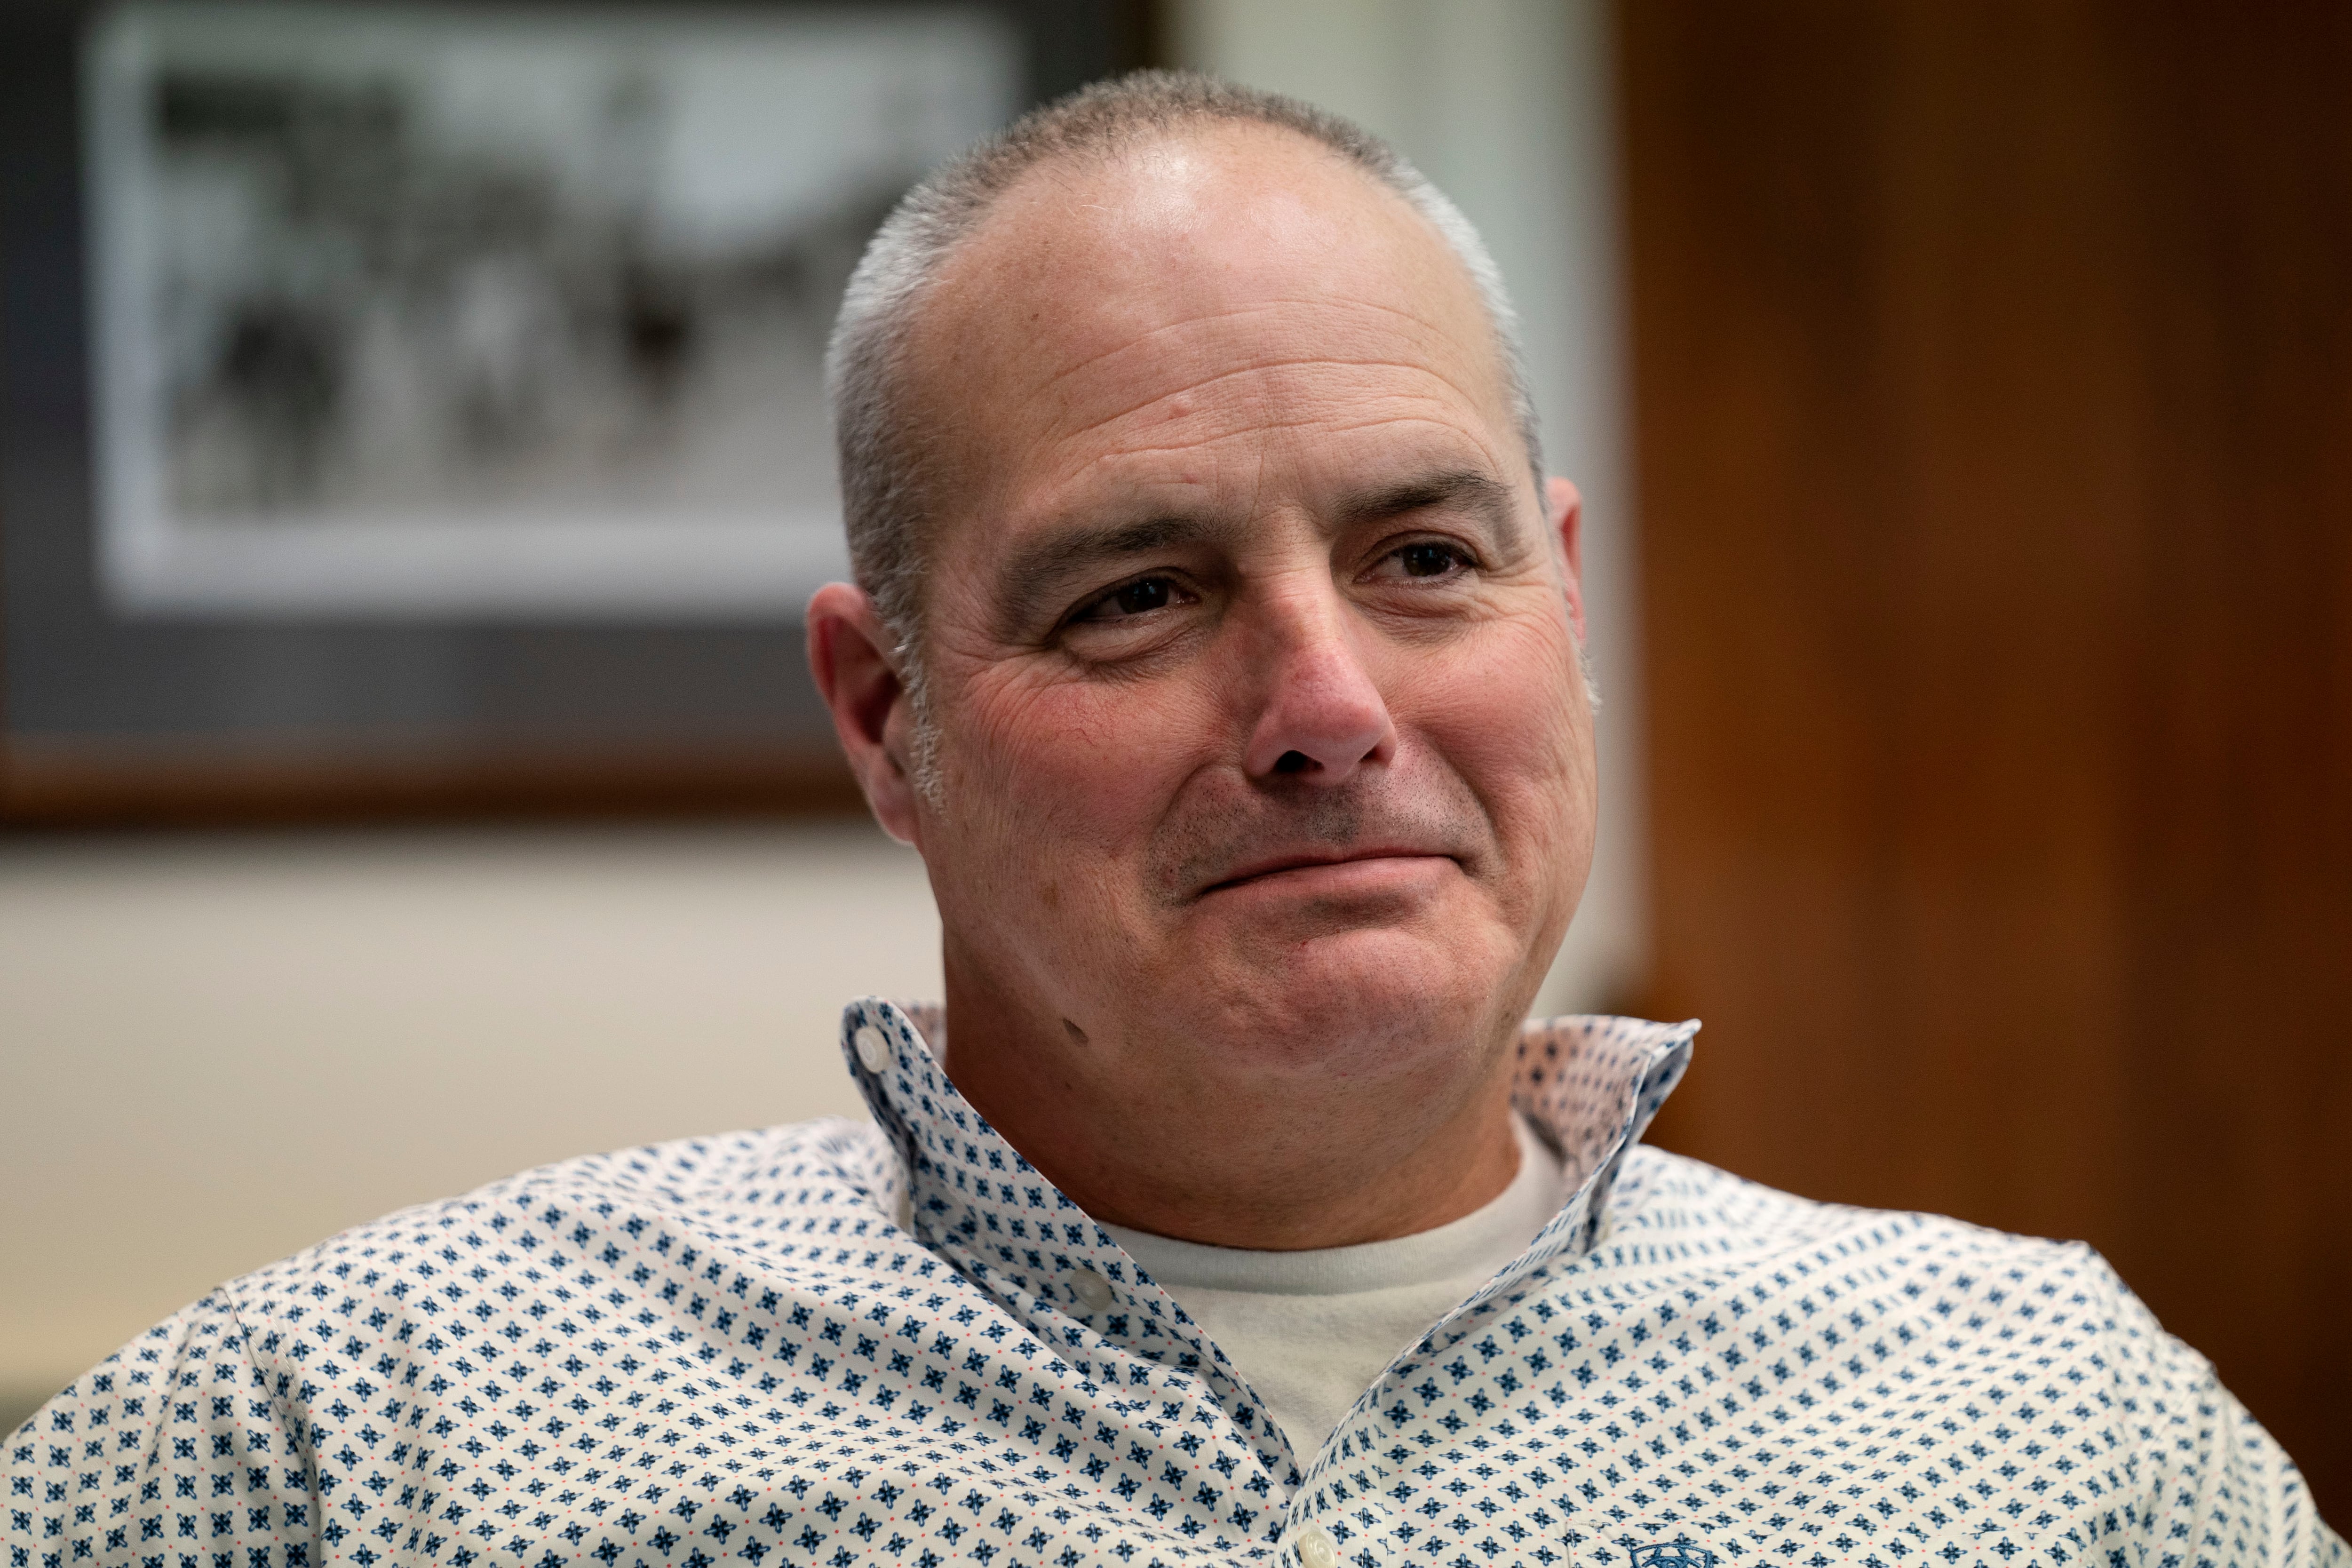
932 965 1526 1251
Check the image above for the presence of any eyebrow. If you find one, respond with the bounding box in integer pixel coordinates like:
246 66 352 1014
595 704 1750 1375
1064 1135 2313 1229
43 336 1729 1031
992 511 1252 639
1333 470 1522 538
989 468 1526 639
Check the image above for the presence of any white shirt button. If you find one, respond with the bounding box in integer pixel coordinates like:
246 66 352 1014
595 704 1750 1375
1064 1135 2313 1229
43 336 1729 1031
1070 1268 1113 1313
853 1025 891 1074
1293 1525 1337 1568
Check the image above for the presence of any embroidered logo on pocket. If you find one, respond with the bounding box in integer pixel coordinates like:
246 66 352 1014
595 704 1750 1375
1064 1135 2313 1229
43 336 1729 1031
1627 1544 1716 1568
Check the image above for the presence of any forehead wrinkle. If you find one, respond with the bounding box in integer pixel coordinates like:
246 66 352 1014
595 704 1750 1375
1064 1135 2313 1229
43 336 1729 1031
1024 293 1474 406
1316 407 1521 473
1035 358 1501 461
1023 302 1492 429
1051 418 1472 467
1035 406 1517 518
1061 418 1507 489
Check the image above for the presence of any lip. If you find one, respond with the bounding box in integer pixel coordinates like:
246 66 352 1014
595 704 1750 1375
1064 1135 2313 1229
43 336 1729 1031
1201 847 1457 896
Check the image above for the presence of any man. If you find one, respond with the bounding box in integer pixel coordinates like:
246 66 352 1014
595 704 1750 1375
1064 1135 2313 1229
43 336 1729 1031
8 72 2338 1568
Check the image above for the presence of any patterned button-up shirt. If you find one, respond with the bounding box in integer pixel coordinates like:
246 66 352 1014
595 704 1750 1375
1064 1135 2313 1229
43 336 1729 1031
8 1001 2340 1568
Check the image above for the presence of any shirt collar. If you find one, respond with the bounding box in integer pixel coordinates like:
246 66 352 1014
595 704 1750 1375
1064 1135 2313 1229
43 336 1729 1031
837 998 1696 1468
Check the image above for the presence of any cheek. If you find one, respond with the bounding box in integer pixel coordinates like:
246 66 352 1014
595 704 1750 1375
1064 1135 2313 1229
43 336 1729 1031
944 664 1226 871
1393 611 1594 839
1414 603 1585 746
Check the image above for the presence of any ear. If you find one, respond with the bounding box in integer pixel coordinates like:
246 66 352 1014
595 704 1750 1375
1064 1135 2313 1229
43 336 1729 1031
806 582 923 845
1544 476 1588 645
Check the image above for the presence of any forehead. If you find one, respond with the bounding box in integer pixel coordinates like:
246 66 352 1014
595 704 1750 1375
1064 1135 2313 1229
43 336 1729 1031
903 123 1521 532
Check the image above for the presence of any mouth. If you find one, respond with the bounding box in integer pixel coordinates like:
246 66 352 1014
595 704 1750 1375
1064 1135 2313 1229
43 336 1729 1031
1201 847 1458 896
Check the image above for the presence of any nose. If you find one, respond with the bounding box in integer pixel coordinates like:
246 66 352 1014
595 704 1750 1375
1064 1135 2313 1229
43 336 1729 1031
1240 585 1397 783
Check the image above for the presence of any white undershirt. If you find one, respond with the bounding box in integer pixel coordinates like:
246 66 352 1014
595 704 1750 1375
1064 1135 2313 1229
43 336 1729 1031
1102 1114 1564 1461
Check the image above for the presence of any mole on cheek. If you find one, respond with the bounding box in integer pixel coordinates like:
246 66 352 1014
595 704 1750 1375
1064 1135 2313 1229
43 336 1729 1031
1062 1018 1089 1046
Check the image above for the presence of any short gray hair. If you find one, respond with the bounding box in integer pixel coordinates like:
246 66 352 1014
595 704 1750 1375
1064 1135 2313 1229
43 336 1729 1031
826 69 1545 665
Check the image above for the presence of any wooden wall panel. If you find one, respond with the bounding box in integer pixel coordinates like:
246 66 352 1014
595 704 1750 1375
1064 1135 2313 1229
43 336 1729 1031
1622 0 2352 1520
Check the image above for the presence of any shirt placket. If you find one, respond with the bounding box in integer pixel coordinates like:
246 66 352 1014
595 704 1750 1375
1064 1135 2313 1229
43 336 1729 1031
1277 1018 1698 1568
844 999 1309 1559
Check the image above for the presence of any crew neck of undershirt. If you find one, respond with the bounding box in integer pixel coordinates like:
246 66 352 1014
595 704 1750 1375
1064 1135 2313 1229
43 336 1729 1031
1102 1113 1563 1297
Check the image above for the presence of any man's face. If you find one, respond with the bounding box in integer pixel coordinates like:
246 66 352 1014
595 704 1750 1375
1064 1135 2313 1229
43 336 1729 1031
877 126 1595 1109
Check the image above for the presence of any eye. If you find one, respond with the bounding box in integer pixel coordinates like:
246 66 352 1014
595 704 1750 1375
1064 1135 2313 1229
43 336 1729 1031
1376 540 1477 581
1073 574 1183 622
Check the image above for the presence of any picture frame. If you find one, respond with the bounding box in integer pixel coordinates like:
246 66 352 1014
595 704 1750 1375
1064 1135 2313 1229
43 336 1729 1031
0 0 1156 825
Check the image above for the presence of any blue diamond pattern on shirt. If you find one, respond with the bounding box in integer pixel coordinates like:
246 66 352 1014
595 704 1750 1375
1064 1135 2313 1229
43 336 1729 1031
6 1002 2341 1568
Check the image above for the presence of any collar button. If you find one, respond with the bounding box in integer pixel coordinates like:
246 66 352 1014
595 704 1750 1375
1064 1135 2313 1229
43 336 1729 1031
1070 1268 1113 1313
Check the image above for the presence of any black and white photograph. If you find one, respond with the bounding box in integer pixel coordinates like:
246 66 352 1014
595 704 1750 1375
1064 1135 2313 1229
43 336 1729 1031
85 1 1019 615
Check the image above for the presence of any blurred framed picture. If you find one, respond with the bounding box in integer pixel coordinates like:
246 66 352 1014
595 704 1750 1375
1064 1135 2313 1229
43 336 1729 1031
87 1 1016 618
0 0 1153 823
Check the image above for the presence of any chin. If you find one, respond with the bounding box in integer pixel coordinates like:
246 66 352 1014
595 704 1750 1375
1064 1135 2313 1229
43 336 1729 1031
1190 922 1516 1075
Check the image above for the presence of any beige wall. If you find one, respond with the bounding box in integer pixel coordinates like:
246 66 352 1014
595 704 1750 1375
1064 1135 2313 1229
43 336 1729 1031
0 824 942 1428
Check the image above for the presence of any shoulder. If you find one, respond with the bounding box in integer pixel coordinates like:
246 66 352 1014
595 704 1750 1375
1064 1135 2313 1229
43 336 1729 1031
10 1115 898 1431
443 1114 900 1218
1617 1143 2111 1258
1597 1147 2344 1559
229 1113 902 1305
1605 1144 2173 1353
1601 1146 2243 1467
5 1116 934 1563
